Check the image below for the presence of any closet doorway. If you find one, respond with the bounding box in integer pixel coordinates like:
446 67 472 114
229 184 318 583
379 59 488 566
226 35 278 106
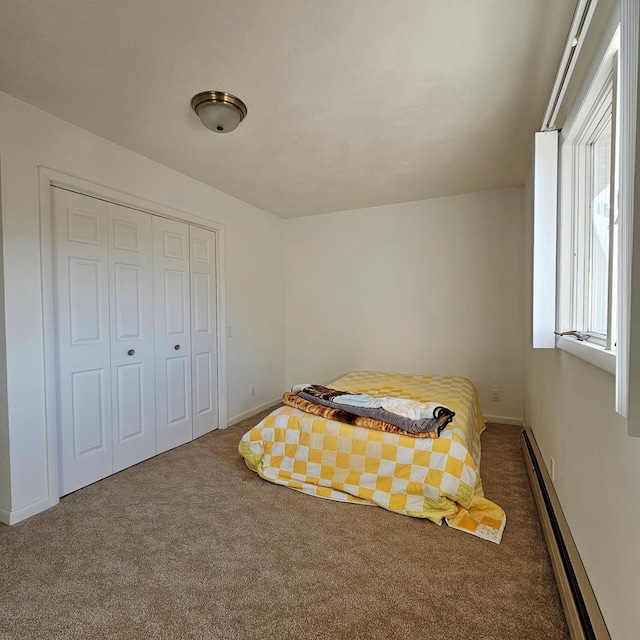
50 185 223 495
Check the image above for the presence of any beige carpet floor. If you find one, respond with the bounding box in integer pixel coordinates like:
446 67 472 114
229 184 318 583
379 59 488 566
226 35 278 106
0 409 569 639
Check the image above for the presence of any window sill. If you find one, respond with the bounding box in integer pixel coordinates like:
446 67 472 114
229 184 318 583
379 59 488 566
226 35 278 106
555 335 616 375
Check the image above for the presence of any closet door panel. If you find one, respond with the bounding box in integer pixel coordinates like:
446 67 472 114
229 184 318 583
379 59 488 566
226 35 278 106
116 362 144 439
71 369 107 455
52 188 113 495
68 258 103 343
190 226 218 438
164 269 189 335
153 216 192 453
194 352 212 418
166 356 189 423
108 203 156 472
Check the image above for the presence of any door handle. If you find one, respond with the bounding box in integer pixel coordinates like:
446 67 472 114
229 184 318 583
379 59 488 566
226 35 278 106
174 344 181 350
127 349 135 356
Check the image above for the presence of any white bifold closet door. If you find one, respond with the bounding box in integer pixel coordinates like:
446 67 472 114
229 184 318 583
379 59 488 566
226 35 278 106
153 219 219 451
190 226 219 438
53 188 156 495
153 216 193 454
53 188 219 496
109 202 156 473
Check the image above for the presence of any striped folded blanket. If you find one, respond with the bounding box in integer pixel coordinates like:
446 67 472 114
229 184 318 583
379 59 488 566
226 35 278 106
284 384 455 438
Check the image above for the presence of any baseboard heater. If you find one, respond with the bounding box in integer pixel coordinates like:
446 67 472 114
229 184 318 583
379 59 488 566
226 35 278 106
521 428 610 640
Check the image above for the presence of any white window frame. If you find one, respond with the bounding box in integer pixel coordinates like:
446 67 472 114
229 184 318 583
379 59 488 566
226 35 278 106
557 25 621 375
619 0 639 426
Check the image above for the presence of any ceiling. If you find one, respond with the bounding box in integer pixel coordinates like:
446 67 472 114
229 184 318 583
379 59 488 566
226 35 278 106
0 0 576 218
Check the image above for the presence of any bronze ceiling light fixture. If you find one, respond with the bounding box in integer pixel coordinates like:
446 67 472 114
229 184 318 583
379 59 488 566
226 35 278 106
190 91 248 133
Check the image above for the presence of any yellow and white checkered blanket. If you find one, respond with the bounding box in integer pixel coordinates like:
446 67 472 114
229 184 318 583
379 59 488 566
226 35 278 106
238 371 506 543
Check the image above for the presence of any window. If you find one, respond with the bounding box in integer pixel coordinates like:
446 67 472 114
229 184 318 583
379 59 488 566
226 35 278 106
557 29 620 364
538 2 639 421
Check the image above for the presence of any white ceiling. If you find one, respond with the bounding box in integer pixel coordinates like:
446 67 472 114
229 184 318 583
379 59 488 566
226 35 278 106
0 0 576 218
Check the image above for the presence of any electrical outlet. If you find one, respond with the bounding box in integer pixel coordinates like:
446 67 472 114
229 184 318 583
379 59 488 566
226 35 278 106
550 457 555 482
250 385 256 398
490 389 501 402
227 326 233 338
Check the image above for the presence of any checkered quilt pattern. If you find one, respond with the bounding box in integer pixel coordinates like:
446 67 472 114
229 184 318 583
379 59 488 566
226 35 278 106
238 371 506 543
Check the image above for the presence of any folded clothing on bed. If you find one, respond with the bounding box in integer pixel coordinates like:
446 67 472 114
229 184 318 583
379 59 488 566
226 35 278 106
289 384 455 436
282 391 439 439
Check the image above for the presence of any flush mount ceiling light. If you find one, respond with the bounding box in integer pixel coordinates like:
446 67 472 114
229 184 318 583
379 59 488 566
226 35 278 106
190 91 248 133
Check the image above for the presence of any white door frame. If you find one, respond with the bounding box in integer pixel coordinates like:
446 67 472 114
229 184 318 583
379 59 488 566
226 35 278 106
38 166 228 505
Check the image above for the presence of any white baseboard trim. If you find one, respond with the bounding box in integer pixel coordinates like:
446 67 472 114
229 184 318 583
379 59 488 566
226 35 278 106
229 397 281 426
483 415 524 427
0 496 51 526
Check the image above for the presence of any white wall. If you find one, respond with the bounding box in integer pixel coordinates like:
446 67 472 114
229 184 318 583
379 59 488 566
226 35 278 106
0 92 286 521
523 175 640 640
0 165 11 511
285 187 525 420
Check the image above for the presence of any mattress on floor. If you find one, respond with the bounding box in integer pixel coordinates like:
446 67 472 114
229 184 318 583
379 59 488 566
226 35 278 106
238 370 505 543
